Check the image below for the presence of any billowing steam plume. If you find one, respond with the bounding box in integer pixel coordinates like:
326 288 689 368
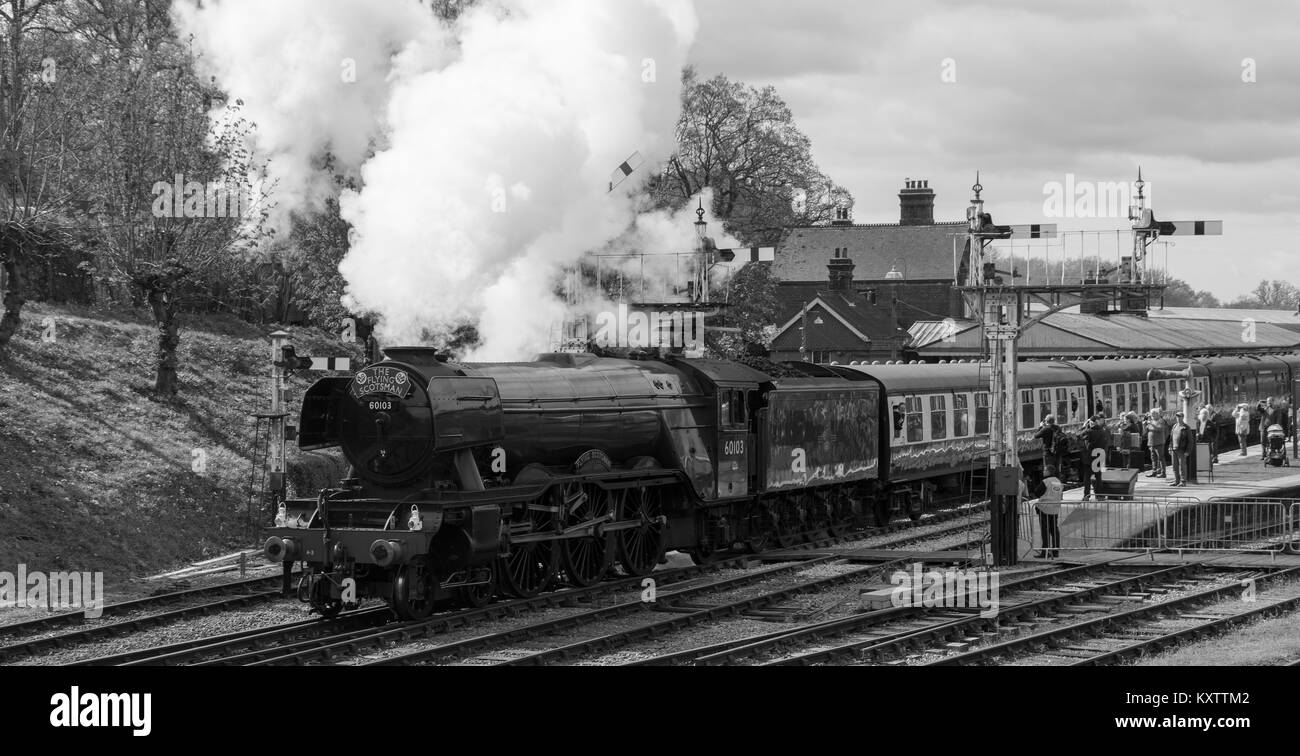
176 0 698 359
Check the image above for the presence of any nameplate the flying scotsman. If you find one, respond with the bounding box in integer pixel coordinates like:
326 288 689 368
349 366 414 400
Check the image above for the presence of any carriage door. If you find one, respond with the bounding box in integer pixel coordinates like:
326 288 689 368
717 386 750 498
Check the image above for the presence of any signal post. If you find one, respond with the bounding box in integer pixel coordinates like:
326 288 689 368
958 173 1180 565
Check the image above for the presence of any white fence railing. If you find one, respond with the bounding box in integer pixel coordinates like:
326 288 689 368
1019 495 1299 555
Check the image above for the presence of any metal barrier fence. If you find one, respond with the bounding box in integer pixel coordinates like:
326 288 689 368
1020 495 1299 556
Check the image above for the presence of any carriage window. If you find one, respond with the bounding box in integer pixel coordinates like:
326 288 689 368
892 402 905 439
1038 389 1052 422
1128 383 1139 412
954 394 970 437
1116 384 1127 417
1021 390 1034 429
905 397 923 443
929 395 948 440
1140 383 1151 413
1055 388 1068 424
975 392 990 435
1102 385 1113 416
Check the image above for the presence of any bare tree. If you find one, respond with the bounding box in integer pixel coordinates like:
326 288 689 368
0 0 89 351
78 0 270 395
1221 280 1300 310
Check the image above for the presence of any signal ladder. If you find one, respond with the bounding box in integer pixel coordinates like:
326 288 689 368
246 412 287 544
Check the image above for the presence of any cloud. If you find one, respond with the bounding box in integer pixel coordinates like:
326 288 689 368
688 0 1300 300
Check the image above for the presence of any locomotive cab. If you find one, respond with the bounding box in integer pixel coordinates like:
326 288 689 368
715 385 757 498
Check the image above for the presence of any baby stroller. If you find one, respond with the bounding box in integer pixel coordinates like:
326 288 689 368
1265 424 1289 467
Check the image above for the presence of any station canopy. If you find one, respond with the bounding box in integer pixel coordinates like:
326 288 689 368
910 309 1300 359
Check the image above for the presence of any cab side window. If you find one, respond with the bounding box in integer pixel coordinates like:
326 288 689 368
720 388 746 429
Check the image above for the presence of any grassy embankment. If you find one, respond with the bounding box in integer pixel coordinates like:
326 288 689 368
0 302 357 582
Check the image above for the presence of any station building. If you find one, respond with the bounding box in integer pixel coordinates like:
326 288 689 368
767 179 965 362
765 179 1300 364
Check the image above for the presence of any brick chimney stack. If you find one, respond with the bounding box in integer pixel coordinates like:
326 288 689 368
828 253 855 291
899 178 935 225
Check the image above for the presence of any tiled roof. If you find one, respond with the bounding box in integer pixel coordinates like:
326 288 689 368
772 222 967 283
771 288 904 345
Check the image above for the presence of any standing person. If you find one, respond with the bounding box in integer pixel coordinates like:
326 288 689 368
1198 402 1219 464
1081 418 1109 500
1122 412 1143 468
1258 399 1274 457
1145 409 1168 478
1170 411 1191 487
1233 403 1251 457
1076 420 1094 501
1267 398 1286 435
1028 466 1064 559
1034 415 1061 473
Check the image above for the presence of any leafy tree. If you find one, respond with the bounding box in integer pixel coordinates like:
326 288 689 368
284 193 351 328
652 67 853 246
706 261 777 358
1159 277 1221 308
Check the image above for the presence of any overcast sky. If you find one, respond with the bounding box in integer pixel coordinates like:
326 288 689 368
687 0 1298 301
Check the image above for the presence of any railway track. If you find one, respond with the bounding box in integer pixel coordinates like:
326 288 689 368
763 560 1257 666
357 525 992 667
9 502 983 666
614 556 1246 667
1 502 983 666
0 571 295 641
362 554 903 667
336 511 989 668
0 590 284 664
928 565 1300 666
620 556 1178 666
76 550 785 666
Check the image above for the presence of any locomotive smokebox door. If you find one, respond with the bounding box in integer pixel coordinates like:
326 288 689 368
716 386 751 497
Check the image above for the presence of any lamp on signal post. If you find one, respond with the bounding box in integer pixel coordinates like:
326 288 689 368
694 198 709 303
884 262 904 361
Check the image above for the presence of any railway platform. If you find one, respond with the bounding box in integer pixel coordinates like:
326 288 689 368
1019 440 1300 563
1060 440 1300 503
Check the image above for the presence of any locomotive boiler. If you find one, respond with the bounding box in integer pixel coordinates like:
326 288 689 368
264 347 882 619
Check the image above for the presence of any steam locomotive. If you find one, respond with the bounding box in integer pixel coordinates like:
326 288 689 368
263 347 1300 619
